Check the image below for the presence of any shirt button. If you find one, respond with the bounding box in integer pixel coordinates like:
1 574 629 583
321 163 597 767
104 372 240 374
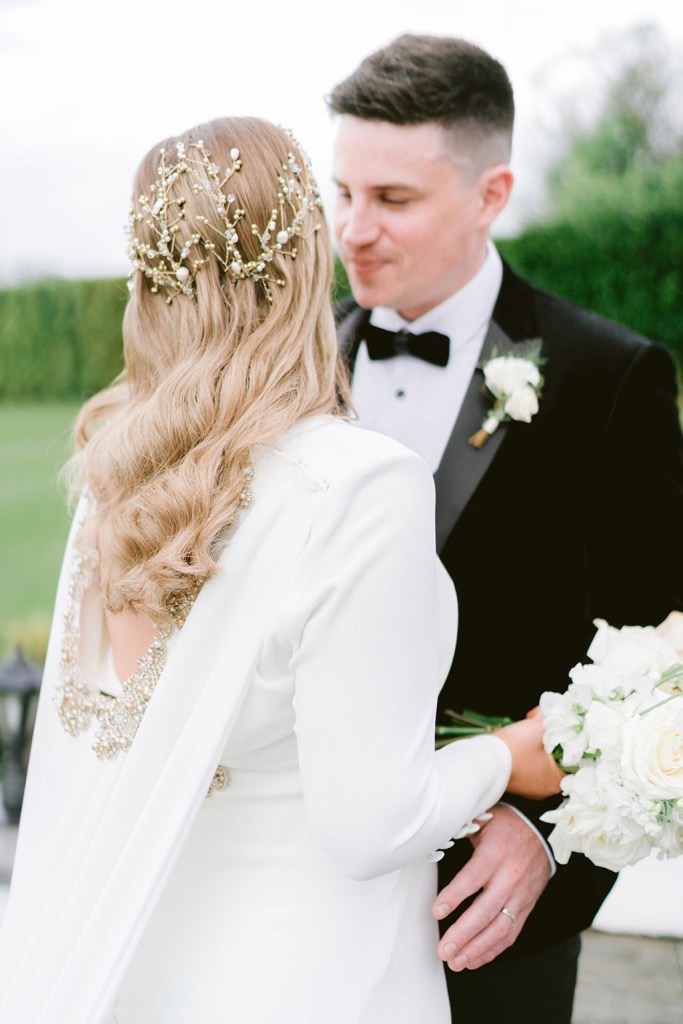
395 389 406 399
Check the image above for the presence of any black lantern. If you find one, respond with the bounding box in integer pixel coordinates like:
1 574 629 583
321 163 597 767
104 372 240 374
0 648 42 825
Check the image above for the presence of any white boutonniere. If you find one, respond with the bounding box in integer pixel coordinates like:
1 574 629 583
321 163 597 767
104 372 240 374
468 339 545 449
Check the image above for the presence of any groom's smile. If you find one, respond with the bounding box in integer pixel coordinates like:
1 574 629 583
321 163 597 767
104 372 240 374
332 116 503 321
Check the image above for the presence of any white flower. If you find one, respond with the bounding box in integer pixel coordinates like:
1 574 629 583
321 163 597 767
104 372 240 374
542 766 653 870
566 812 652 872
621 701 683 802
540 619 683 871
540 688 590 766
582 700 628 766
503 385 539 423
588 619 679 676
568 661 622 699
469 344 544 448
483 355 541 395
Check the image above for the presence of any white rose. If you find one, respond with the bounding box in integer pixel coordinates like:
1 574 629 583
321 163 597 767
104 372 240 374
620 701 683 801
569 813 652 871
588 620 679 676
503 385 539 423
483 356 540 395
542 767 653 869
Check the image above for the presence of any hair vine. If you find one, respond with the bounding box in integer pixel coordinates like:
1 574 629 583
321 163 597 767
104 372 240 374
127 134 323 304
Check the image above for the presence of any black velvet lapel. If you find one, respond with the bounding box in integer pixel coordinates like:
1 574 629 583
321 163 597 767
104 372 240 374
433 262 541 551
491 259 540 341
335 263 543 552
433 321 514 550
335 300 369 370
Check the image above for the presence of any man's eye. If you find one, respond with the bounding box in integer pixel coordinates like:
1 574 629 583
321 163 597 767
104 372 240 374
381 196 409 206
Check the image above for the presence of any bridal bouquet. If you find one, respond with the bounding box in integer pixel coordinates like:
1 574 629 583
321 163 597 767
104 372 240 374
539 613 683 871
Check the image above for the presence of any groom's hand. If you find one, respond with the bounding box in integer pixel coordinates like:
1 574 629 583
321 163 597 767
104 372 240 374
432 804 551 971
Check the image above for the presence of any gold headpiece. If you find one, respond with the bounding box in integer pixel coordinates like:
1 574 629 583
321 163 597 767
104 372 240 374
127 135 322 303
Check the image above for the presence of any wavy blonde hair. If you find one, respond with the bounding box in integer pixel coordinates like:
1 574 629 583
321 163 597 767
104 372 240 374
68 116 350 624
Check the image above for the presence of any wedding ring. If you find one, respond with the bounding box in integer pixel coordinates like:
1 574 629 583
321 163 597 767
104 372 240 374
500 907 517 925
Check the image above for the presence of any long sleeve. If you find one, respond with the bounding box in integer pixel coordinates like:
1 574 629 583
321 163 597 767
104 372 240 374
287 435 511 880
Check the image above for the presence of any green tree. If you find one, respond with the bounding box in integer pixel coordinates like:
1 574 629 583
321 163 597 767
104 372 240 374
493 23 683 373
544 23 683 221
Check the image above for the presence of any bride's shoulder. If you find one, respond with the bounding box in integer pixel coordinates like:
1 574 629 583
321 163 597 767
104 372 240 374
271 415 430 490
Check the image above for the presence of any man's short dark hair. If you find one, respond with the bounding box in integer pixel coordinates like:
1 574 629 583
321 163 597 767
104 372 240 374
327 34 514 143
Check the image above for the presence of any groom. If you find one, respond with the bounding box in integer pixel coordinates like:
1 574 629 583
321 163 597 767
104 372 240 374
329 34 683 1024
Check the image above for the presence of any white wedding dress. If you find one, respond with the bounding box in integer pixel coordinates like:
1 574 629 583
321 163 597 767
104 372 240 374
0 416 510 1024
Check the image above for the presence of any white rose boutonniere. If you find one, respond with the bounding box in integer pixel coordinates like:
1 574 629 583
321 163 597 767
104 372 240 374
469 339 544 449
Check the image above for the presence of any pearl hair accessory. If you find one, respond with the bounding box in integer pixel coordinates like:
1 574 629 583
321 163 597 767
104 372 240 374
127 134 323 304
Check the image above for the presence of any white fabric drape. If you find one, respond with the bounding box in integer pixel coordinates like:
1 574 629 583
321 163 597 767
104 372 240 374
0 417 510 1023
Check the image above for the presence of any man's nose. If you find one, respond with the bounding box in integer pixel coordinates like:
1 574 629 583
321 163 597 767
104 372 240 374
337 200 380 248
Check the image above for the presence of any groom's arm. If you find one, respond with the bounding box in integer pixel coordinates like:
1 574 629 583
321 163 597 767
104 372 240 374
432 339 683 969
588 342 683 623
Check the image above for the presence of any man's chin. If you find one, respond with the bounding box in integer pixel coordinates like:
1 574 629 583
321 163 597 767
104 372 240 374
345 277 391 311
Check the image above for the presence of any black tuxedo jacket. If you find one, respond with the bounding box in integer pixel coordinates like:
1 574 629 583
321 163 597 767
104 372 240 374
336 260 683 954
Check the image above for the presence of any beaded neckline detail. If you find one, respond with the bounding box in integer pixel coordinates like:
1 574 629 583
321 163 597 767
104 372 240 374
54 466 253 760
54 545 200 760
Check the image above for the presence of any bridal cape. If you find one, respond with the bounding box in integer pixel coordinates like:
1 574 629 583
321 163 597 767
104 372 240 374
0 417 510 1024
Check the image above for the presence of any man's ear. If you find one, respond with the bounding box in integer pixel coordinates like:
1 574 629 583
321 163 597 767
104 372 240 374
478 164 514 228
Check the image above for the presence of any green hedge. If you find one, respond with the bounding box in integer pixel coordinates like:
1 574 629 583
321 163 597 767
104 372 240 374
497 208 683 372
0 278 127 400
1 200 681 401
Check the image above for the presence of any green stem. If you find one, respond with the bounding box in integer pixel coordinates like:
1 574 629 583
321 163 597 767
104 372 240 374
640 688 683 717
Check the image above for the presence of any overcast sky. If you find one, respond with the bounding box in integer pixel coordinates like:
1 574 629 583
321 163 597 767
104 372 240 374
2 0 682 284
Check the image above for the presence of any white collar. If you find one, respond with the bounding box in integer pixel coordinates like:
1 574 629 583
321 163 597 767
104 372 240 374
370 241 502 351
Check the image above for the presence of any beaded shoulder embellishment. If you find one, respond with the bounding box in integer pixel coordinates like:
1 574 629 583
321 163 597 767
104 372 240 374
207 764 230 797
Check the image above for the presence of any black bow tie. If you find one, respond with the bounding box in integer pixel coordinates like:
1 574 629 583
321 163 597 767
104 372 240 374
363 323 450 367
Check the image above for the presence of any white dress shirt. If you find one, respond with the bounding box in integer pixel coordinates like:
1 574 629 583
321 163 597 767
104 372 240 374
351 241 502 472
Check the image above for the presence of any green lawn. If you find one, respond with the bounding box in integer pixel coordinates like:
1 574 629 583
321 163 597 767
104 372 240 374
0 403 79 658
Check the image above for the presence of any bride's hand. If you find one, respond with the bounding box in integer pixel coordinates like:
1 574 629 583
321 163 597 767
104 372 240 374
655 610 683 657
495 709 564 799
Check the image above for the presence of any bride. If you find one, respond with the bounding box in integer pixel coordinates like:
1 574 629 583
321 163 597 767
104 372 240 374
0 116 560 1023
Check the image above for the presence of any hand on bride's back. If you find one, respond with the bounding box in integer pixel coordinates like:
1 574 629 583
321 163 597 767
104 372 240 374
495 709 564 799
